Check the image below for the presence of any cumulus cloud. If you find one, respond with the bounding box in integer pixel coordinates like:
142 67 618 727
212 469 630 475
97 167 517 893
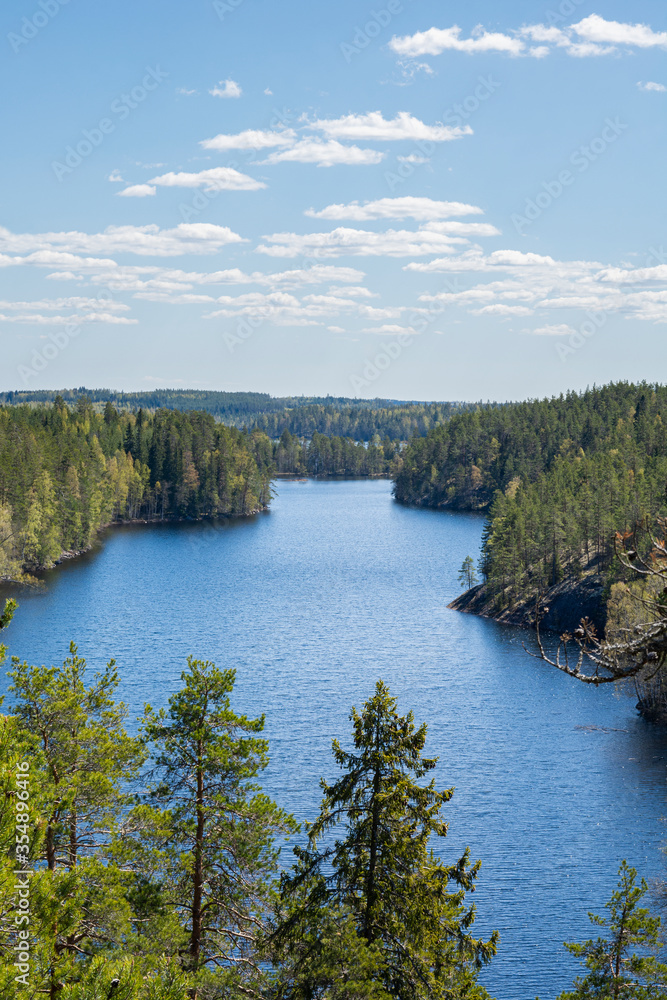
0 311 136 325
361 324 418 335
573 14 667 48
638 81 666 91
0 223 246 257
305 197 485 222
308 111 472 142
397 154 430 164
209 79 242 98
256 225 471 258
143 167 265 192
390 25 523 57
108 169 124 183
472 303 533 316
0 297 130 312
200 128 296 151
118 184 156 197
390 14 667 60
529 324 578 336
408 244 667 328
259 139 384 167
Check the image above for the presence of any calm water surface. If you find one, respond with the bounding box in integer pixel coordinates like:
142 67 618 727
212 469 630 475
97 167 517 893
3 479 667 999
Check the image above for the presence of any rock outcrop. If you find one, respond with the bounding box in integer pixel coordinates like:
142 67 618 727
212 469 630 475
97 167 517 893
449 574 607 636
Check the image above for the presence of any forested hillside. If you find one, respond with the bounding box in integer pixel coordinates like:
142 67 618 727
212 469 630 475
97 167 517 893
0 397 271 579
394 382 667 610
1 388 481 440
262 429 400 476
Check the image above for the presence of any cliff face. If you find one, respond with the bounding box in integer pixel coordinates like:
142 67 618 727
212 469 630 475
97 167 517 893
448 574 607 636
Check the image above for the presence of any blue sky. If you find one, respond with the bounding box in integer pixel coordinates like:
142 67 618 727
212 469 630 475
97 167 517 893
0 0 665 401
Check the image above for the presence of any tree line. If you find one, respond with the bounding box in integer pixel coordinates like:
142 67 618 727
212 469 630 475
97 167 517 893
0 603 663 999
0 398 271 580
266 430 400 477
394 382 667 608
0 389 482 441
0 603 497 999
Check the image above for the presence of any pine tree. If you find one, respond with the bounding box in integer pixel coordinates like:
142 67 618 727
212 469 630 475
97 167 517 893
8 644 146 997
458 556 479 590
270 681 498 999
126 658 296 998
558 860 667 999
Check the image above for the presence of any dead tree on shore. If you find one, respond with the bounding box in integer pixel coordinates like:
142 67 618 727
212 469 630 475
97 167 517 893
533 519 667 718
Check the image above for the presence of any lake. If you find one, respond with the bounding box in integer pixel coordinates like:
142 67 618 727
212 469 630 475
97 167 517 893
2 478 667 998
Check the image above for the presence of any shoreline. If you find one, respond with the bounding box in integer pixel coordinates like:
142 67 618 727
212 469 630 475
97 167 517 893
448 574 608 636
0 505 269 590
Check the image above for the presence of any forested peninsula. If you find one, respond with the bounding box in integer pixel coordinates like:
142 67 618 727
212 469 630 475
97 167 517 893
394 382 667 635
0 397 272 580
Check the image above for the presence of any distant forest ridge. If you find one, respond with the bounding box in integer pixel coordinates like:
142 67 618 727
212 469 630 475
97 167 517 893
0 388 490 440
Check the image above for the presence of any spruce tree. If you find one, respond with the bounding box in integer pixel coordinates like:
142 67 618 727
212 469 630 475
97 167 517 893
270 680 498 999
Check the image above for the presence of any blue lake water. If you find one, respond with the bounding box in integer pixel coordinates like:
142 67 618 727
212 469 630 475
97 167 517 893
2 478 667 998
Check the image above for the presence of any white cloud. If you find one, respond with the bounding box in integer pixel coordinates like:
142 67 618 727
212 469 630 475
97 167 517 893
397 154 430 164
0 311 136 325
308 111 472 142
209 79 242 99
530 324 578 336
638 81 666 92
200 128 296 151
264 88 273 96
108 169 124 183
361 324 419 335
405 248 582 273
134 292 217 304
328 325 345 333
256 225 471 258
40 262 368 296
260 139 384 167
391 14 667 60
572 14 667 48
145 166 266 192
472 303 533 316
0 223 246 257
0 297 129 312
408 243 667 328
305 197 485 222
390 25 524 57
118 184 156 198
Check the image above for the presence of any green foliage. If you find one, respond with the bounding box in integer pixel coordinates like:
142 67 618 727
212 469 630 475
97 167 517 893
266 428 400 478
0 612 499 998
5 644 146 996
395 382 667 610
270 680 498 999
458 556 479 590
0 403 272 579
558 860 667 999
0 388 477 440
121 657 296 996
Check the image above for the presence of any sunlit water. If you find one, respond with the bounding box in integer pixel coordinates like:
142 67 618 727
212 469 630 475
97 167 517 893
2 479 667 999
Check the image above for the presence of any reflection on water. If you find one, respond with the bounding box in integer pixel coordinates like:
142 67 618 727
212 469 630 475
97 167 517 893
2 479 667 998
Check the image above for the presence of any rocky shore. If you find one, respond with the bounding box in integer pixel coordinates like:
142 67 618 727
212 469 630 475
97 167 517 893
448 574 607 636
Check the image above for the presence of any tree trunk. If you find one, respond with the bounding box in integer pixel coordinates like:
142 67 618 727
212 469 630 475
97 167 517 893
190 742 205 966
364 718 381 944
